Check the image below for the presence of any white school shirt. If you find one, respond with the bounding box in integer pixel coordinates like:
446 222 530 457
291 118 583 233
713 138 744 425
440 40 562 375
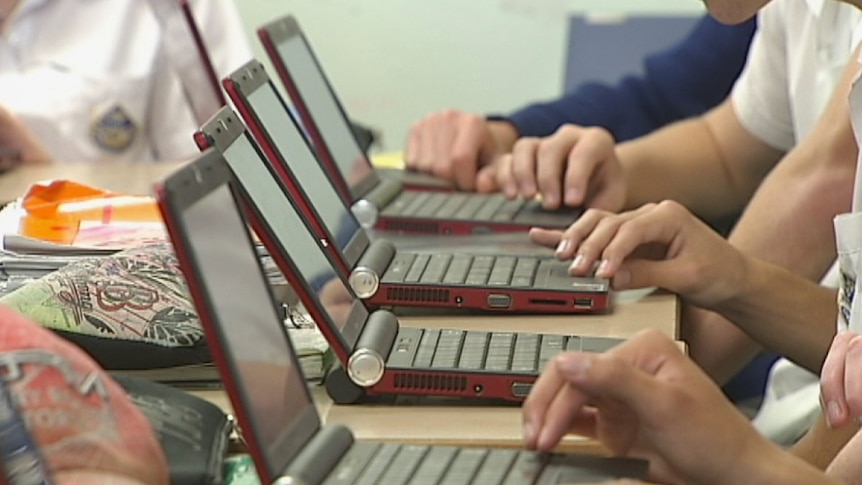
740 0 862 445
0 0 251 163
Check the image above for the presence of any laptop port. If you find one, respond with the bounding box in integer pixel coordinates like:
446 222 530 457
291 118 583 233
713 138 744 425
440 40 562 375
528 298 565 306
486 294 512 308
511 382 533 398
574 298 594 309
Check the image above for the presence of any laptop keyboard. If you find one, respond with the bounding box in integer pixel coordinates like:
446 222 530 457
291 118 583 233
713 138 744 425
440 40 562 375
382 253 539 288
323 442 553 485
402 329 612 374
382 191 525 222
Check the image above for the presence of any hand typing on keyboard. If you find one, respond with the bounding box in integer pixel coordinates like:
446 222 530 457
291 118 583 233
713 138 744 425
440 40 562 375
521 329 832 485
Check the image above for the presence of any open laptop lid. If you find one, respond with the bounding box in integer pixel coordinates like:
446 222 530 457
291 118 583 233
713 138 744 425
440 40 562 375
220 60 370 273
256 15 380 201
154 149 317 484
147 0 225 124
196 106 371 361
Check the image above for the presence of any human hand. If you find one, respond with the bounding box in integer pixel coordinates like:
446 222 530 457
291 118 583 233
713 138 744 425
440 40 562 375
820 330 862 428
404 109 517 190
0 105 52 164
483 124 625 210
529 201 750 309
523 329 784 485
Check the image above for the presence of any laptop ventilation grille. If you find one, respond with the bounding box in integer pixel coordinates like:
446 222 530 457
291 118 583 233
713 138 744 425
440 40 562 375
393 372 468 392
386 287 450 303
381 220 440 234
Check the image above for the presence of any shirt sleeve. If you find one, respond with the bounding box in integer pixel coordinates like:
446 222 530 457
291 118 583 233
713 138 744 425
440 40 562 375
500 14 756 142
731 3 795 151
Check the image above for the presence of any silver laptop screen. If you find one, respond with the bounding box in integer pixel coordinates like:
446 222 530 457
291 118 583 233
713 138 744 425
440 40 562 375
275 36 374 189
221 131 367 350
245 82 362 258
180 181 313 476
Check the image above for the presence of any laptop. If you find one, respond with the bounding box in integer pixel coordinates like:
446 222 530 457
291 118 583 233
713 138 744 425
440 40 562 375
194 108 621 405
196 106 611 315
236 45 582 234
154 149 648 485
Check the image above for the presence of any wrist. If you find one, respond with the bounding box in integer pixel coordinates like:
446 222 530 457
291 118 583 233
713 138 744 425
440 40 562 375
485 118 519 155
733 441 837 485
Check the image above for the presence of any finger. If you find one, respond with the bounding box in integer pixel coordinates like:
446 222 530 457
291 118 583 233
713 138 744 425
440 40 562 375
416 115 440 173
844 335 862 419
510 138 540 199
449 116 488 190
535 129 579 209
562 128 615 207
522 358 587 450
431 116 458 181
529 227 564 251
534 377 592 451
556 206 611 262
494 153 518 199
404 120 424 169
821 331 854 427
476 162 500 193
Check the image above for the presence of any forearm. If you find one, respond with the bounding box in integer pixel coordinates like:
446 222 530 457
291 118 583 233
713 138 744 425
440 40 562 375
826 426 862 483
617 102 781 219
715 257 836 373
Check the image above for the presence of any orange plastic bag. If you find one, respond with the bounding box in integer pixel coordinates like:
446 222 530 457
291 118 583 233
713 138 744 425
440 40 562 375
19 180 161 244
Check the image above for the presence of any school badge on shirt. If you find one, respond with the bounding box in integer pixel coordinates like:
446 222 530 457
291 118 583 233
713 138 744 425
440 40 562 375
90 105 137 153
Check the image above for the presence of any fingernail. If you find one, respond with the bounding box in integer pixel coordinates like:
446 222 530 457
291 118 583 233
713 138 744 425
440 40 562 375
827 401 843 427
523 420 536 443
557 354 593 379
569 254 585 272
566 188 580 205
543 193 558 207
555 239 570 256
596 259 610 277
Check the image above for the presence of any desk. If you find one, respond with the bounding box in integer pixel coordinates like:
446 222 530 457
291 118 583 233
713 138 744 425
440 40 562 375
0 161 187 198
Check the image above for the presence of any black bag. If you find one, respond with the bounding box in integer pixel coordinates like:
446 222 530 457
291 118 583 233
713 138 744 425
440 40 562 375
113 374 234 485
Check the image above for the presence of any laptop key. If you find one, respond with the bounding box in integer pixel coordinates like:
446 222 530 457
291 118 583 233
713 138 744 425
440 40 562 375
538 335 565 371
484 332 515 371
322 442 382 485
441 448 489 485
502 451 548 484
354 443 404 485
407 446 459 485
471 449 519 485
432 329 465 368
412 329 441 368
433 193 469 219
404 254 431 283
420 254 452 284
381 191 418 216
382 253 418 283
457 331 489 369
492 198 526 222
453 195 487 220
401 191 434 216
473 195 506 220
378 445 430 484
414 192 451 218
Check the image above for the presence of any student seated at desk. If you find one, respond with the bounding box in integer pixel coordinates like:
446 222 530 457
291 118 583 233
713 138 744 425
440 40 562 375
0 304 167 485
0 0 250 165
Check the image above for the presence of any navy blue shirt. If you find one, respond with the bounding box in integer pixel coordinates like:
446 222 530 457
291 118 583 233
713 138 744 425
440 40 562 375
503 15 757 142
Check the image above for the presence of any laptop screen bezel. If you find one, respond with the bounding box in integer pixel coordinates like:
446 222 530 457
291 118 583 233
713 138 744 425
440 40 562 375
221 60 371 274
197 106 369 361
258 14 381 202
155 149 320 483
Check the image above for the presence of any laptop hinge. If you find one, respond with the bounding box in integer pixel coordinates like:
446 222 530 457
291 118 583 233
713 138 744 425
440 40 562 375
351 178 403 228
349 239 397 298
347 309 399 387
280 424 353 485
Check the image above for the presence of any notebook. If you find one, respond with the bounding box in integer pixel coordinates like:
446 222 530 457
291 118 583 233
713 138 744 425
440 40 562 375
237 40 582 235
154 148 648 485
194 108 620 405
196 106 610 315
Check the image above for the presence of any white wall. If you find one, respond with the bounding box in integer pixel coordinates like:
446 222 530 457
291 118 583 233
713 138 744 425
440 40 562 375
235 0 705 151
